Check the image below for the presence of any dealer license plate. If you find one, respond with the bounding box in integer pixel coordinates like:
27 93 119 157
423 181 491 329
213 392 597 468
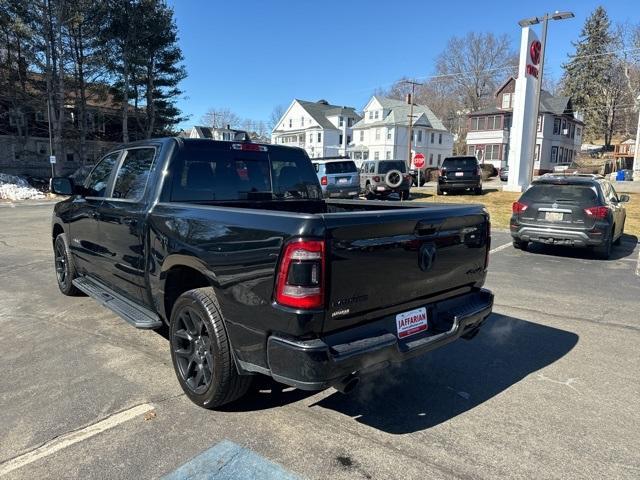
545 211 563 221
455 172 464 177
396 307 428 339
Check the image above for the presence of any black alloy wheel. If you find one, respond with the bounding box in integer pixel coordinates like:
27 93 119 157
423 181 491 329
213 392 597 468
172 306 214 394
54 234 81 296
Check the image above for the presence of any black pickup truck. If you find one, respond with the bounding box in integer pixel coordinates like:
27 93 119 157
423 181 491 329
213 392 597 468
50 137 493 409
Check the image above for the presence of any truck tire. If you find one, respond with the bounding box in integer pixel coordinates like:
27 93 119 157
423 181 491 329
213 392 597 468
54 233 82 296
364 182 375 200
613 222 623 246
169 287 252 409
594 231 613 260
512 239 528 250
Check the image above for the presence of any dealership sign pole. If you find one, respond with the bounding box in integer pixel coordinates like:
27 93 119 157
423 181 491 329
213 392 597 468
505 12 573 192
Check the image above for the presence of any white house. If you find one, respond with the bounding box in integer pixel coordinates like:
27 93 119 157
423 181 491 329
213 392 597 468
466 77 584 173
186 125 243 141
349 96 454 168
271 99 361 158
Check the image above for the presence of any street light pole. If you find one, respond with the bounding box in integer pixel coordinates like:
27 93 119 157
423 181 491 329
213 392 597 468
402 80 421 169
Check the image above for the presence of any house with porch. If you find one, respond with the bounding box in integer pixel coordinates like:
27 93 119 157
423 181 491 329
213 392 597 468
466 77 584 174
271 99 361 158
349 96 453 168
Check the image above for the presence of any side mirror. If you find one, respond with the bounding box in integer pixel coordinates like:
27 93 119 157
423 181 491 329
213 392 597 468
50 177 74 196
619 194 630 203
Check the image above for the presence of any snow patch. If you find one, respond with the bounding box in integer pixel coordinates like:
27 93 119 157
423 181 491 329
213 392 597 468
0 173 46 201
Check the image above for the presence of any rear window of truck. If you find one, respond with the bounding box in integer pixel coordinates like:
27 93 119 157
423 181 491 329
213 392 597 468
521 184 599 204
170 145 322 202
325 161 357 174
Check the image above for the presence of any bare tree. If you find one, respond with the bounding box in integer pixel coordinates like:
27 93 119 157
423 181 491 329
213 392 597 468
267 104 286 132
201 107 240 129
434 32 517 112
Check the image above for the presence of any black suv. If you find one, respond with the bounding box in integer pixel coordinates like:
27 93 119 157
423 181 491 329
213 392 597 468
438 156 482 195
510 174 629 259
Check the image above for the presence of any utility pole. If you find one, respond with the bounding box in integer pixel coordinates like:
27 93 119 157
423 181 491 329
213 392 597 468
402 80 422 169
47 98 55 178
633 95 640 181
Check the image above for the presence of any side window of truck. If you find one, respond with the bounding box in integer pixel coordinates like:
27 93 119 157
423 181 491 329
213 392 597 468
84 151 121 197
111 147 157 201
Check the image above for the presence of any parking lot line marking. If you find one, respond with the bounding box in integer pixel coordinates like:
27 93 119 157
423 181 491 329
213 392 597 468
163 439 300 480
490 242 512 254
0 403 154 476
636 244 640 277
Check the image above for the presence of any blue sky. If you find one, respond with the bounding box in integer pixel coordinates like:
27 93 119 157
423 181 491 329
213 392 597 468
168 0 637 129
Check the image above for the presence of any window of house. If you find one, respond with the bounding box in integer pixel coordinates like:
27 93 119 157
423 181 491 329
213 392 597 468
570 124 575 138
431 132 435 143
9 109 24 127
561 119 567 134
374 151 380 160
309 133 313 143
375 128 380 140
347 118 353 127
339 116 344 127
339 134 343 145
487 116 500 130
289 119 292 128
576 127 582 138
504 115 512 129
537 115 542 132
467 145 476 156
66 153 74 162
368 111 373 119
437 154 442 166
553 118 561 135
112 148 156 200
35 111 45 122
551 146 558 163
485 144 501 161
502 93 511 109
347 135 351 144
317 132 322 143
438 133 442 144
360 130 364 141
417 130 422 142
300 117 304 127
534 144 540 162
387 128 392 140
385 151 391 160
374 110 379 119
429 153 434 164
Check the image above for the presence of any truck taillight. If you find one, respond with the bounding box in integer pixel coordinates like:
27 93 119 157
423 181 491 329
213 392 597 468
512 201 528 214
373 176 380 182
321 176 328 186
584 206 609 219
439 168 445 176
275 239 325 309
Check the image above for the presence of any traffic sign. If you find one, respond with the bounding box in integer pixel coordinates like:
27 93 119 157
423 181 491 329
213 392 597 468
413 153 425 169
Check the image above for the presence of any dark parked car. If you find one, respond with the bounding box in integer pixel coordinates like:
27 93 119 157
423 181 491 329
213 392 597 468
50 138 493 409
499 166 509 182
312 159 360 199
360 159 412 199
438 156 482 195
510 174 628 259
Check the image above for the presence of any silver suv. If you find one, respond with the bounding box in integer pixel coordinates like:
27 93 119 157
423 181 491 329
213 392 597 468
359 160 411 200
312 159 360 199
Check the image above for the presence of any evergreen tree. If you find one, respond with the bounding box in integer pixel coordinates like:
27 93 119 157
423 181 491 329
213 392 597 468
562 6 626 147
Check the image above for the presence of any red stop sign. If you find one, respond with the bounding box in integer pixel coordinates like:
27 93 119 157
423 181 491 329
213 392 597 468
413 153 425 168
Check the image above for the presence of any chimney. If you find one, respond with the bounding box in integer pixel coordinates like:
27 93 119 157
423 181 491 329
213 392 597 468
226 124 230 130
406 93 412 105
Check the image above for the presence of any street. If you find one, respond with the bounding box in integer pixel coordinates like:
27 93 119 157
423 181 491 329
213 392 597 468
0 202 639 479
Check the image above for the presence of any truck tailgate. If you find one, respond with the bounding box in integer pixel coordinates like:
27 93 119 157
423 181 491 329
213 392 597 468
321 204 489 332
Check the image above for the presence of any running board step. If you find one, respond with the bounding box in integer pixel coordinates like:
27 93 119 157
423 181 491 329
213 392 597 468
72 276 163 329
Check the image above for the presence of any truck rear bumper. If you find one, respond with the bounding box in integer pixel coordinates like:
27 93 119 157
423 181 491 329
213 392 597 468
265 288 494 391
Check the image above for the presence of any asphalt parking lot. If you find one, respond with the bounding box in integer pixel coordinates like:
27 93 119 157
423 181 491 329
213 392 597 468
1 202 639 479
